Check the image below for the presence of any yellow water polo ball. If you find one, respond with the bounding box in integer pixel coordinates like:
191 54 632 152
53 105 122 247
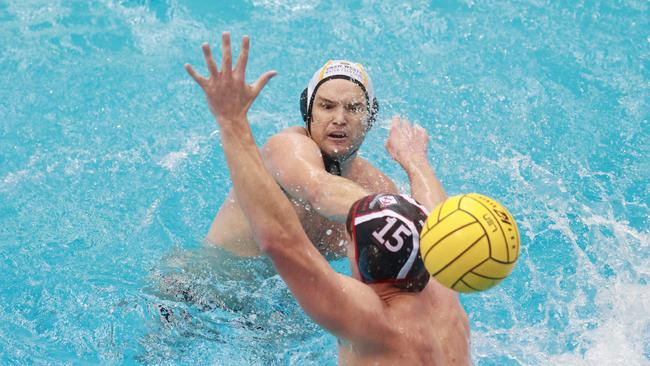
419 193 520 293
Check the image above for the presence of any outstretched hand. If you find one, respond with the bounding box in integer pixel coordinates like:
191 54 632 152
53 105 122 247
385 115 430 170
185 32 277 125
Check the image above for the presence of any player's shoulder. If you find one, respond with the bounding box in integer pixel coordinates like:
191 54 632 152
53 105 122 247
264 126 313 147
261 126 320 159
278 125 309 136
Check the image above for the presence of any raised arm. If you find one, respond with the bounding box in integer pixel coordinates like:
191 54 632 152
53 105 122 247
186 33 387 344
385 115 447 212
261 132 370 223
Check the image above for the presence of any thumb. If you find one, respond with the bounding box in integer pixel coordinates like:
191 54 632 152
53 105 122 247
252 70 277 97
391 115 400 129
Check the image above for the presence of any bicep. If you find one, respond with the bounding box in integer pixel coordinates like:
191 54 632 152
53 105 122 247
261 134 326 202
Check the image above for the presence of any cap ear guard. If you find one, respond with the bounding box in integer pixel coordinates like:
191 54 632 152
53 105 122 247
300 88 309 123
367 98 379 131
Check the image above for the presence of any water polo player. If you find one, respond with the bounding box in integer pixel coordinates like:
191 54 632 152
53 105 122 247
200 42 398 258
185 32 471 365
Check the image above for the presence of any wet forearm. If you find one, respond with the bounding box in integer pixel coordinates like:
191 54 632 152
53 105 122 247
404 159 446 212
311 176 369 223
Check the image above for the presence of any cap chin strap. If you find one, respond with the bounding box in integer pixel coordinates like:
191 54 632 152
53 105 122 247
305 124 361 177
321 145 360 176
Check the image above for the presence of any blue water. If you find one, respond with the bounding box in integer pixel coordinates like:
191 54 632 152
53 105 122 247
1 0 648 364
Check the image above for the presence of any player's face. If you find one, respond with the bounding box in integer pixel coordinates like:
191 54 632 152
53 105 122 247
309 79 370 161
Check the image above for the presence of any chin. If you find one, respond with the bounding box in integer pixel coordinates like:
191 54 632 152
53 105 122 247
325 148 352 160
324 143 359 159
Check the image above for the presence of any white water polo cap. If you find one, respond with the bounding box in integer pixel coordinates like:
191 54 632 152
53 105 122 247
300 60 378 128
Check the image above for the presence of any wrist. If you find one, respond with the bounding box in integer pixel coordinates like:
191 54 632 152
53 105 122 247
406 161 438 185
399 154 429 173
218 118 255 147
216 114 246 125
217 116 250 133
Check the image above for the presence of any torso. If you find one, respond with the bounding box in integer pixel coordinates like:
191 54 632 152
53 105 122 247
205 126 397 258
289 195 347 258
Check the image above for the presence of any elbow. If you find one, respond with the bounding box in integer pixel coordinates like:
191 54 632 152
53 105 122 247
256 229 294 255
257 234 278 254
251 203 308 255
307 183 325 212
256 220 308 256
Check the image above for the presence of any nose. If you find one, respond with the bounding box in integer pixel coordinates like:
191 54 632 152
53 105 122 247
332 106 347 125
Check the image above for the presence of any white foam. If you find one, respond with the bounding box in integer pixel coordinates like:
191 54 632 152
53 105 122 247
0 169 30 191
251 0 319 13
104 0 206 56
472 260 649 365
0 153 44 191
548 283 650 366
471 149 649 365
158 135 205 171
581 212 649 249
141 198 160 228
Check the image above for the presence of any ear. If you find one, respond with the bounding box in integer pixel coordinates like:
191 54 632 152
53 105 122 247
365 98 379 132
300 88 309 123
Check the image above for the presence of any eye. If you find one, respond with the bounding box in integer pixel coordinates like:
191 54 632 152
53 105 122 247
347 104 364 113
320 102 334 110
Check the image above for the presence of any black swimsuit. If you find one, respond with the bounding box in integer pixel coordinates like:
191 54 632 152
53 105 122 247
322 154 342 176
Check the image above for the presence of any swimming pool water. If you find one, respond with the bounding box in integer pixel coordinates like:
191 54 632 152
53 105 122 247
0 0 648 364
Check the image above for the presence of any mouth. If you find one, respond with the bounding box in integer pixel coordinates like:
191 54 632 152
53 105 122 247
327 131 348 141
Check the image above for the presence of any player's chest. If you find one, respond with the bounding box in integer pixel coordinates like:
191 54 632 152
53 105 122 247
292 200 349 257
